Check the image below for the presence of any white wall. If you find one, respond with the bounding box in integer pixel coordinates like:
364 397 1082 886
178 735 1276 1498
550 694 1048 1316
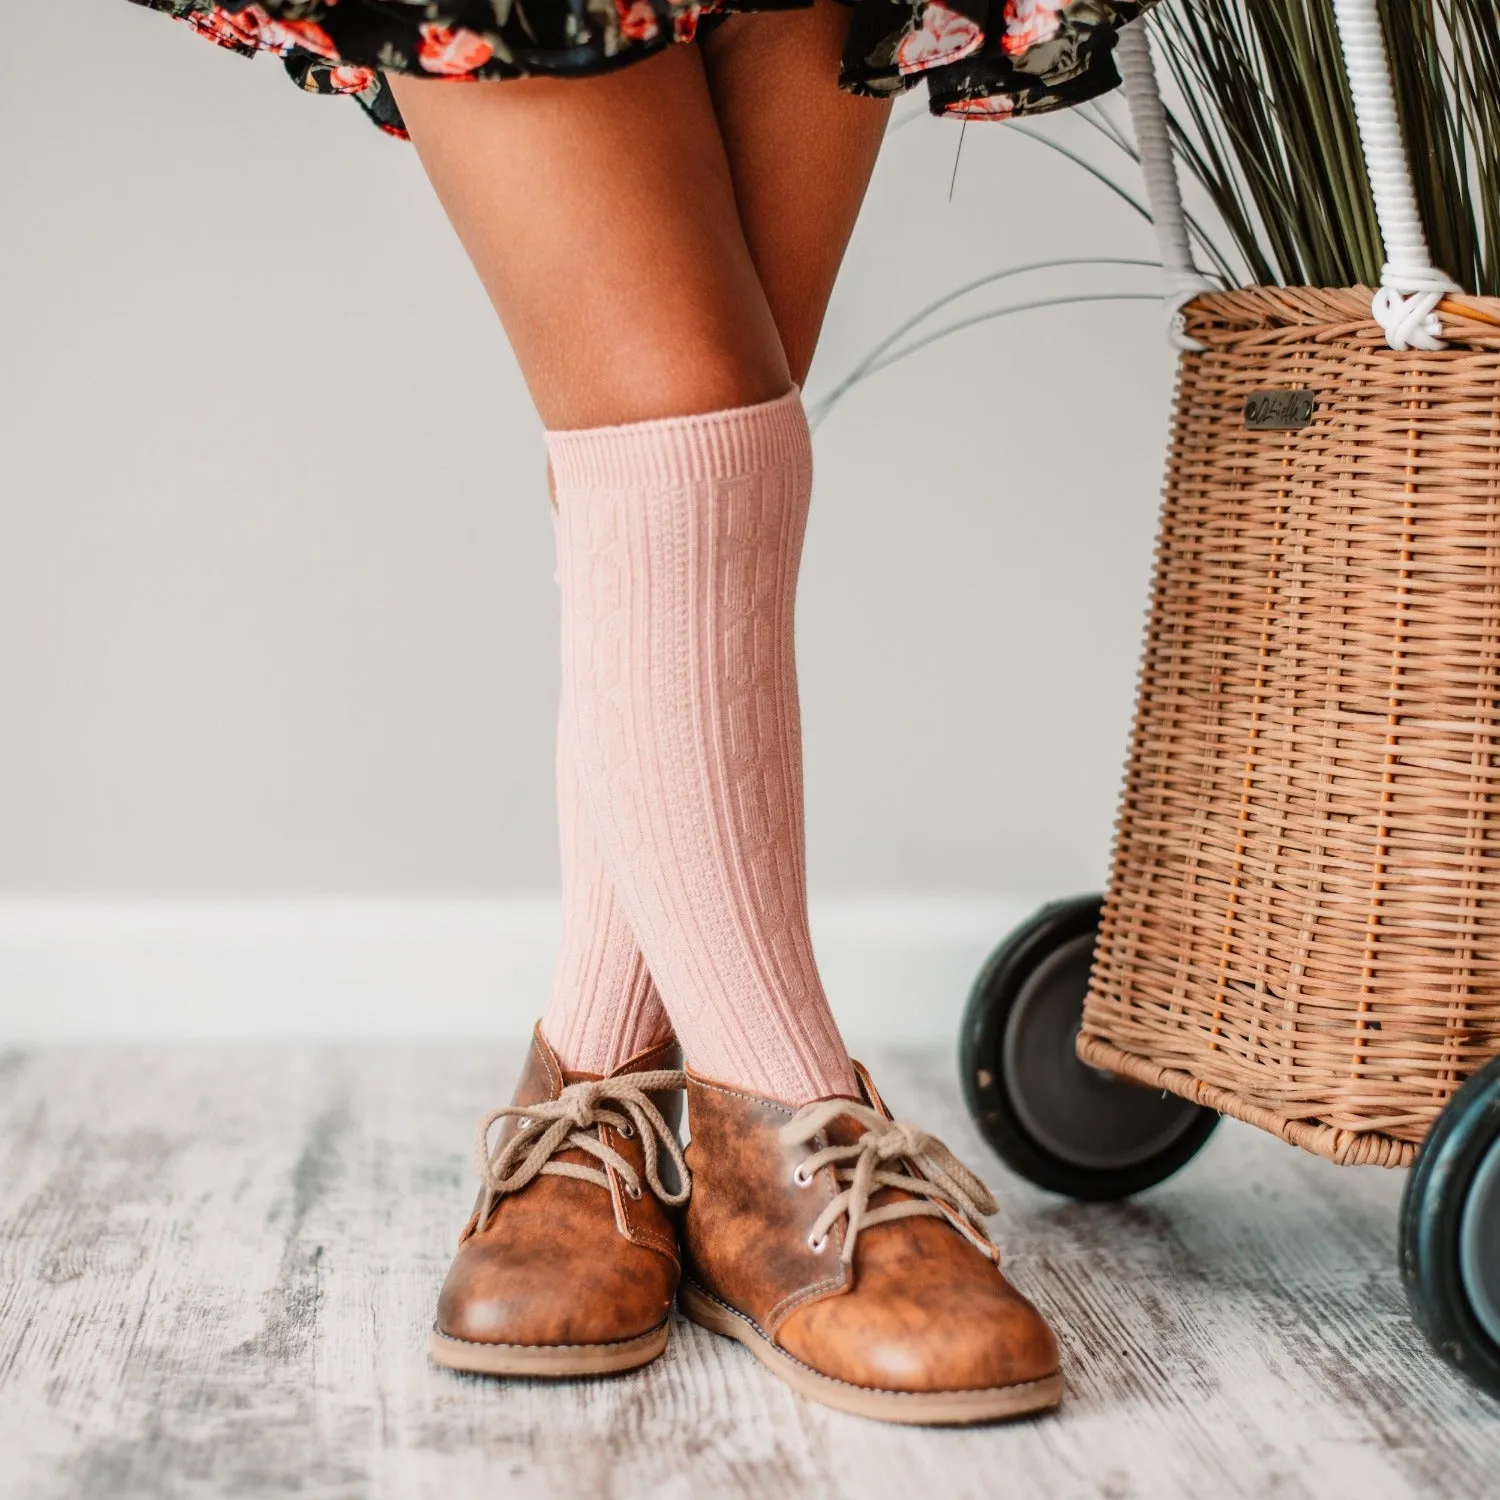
0 6 1178 1041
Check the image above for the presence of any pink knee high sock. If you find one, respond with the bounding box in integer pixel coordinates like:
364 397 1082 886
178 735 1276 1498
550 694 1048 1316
548 386 858 1104
540 461 672 1077
539 701 673 1074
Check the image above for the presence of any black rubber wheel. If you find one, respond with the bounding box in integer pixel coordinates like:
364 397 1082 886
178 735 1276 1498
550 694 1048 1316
960 894 1220 1200
1400 1055 1500 1400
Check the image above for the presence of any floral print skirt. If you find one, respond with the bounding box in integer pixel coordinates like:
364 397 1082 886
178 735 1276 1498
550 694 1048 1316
127 0 1157 137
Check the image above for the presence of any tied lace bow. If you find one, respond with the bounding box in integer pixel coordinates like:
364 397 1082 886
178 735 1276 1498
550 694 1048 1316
472 1070 689 1230
777 1100 999 1266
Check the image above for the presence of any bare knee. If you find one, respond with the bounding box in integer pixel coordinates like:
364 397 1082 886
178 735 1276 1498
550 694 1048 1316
533 322 791 430
390 49 793 432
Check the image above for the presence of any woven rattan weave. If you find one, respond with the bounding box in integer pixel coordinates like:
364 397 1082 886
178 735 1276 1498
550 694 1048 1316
1078 286 1500 1166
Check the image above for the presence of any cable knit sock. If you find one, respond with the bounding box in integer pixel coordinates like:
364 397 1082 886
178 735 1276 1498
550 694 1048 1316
548 386 858 1104
539 702 673 1074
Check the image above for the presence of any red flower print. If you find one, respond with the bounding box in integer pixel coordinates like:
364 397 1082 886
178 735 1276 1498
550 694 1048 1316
327 64 378 93
189 7 340 58
262 18 339 57
1001 0 1065 57
185 5 261 50
944 92 1018 118
418 23 495 74
673 8 700 42
896 2 984 75
614 0 660 43
212 6 341 58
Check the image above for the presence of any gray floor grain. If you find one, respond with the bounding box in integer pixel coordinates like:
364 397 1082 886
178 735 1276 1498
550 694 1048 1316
0 1046 1494 1499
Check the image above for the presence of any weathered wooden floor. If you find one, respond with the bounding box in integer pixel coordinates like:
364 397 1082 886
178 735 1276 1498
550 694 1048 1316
0 1046 1495 1499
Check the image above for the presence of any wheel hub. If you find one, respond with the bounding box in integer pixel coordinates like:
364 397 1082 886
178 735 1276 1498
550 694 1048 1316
1460 1136 1500 1348
1001 932 1208 1173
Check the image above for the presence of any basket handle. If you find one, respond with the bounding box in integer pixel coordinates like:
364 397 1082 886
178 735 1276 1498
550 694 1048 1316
1330 0 1461 348
1115 24 1216 351
1120 5 1463 351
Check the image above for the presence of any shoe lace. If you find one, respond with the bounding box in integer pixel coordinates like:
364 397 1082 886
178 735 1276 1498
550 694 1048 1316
777 1100 999 1266
472 1070 690 1229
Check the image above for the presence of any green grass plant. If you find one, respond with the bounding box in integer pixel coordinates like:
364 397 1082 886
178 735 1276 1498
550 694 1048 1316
1151 0 1499 293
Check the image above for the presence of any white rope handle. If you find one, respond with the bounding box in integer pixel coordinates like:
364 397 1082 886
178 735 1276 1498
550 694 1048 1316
1330 0 1459 349
1116 23 1215 351
1119 5 1461 352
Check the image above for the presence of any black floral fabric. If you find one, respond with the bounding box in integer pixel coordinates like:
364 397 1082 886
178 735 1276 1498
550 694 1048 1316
127 0 1159 136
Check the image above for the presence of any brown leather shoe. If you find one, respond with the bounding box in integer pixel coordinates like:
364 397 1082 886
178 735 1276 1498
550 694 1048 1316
429 1025 688 1377
678 1064 1062 1424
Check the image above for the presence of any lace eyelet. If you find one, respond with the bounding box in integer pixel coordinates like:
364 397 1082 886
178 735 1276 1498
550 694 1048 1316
618 1123 634 1139
807 1233 828 1255
626 1183 643 1200
792 1163 813 1188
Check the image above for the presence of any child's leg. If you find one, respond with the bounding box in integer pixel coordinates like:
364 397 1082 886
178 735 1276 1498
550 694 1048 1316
390 35 882 1101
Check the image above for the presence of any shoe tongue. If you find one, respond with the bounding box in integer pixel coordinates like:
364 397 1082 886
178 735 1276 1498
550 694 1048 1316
822 1110 871 1148
595 1038 686 1133
817 1066 891 1148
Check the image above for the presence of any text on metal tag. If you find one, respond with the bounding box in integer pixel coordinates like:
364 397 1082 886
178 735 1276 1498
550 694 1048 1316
1244 389 1316 430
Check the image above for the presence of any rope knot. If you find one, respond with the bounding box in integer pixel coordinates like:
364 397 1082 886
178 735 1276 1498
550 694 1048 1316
1373 263 1462 352
559 1085 601 1129
871 1121 929 1163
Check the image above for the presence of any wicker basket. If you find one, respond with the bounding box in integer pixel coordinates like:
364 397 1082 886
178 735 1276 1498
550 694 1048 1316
1072 5 1500 1168
1077 287 1500 1167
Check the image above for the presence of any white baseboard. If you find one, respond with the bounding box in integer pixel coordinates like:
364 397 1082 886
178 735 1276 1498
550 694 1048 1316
0 895 1052 1047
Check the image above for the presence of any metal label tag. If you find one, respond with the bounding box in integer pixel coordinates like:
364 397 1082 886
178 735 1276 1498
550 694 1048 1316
1244 389 1316 430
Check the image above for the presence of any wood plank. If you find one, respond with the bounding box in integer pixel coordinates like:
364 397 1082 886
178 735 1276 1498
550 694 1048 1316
0 1047 1494 1499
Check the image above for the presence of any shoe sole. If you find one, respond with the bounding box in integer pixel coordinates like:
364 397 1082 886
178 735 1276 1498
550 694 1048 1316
428 1320 669 1378
678 1279 1064 1426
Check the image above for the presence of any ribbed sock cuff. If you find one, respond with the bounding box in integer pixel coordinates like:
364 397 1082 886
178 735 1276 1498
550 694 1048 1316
544 386 809 490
